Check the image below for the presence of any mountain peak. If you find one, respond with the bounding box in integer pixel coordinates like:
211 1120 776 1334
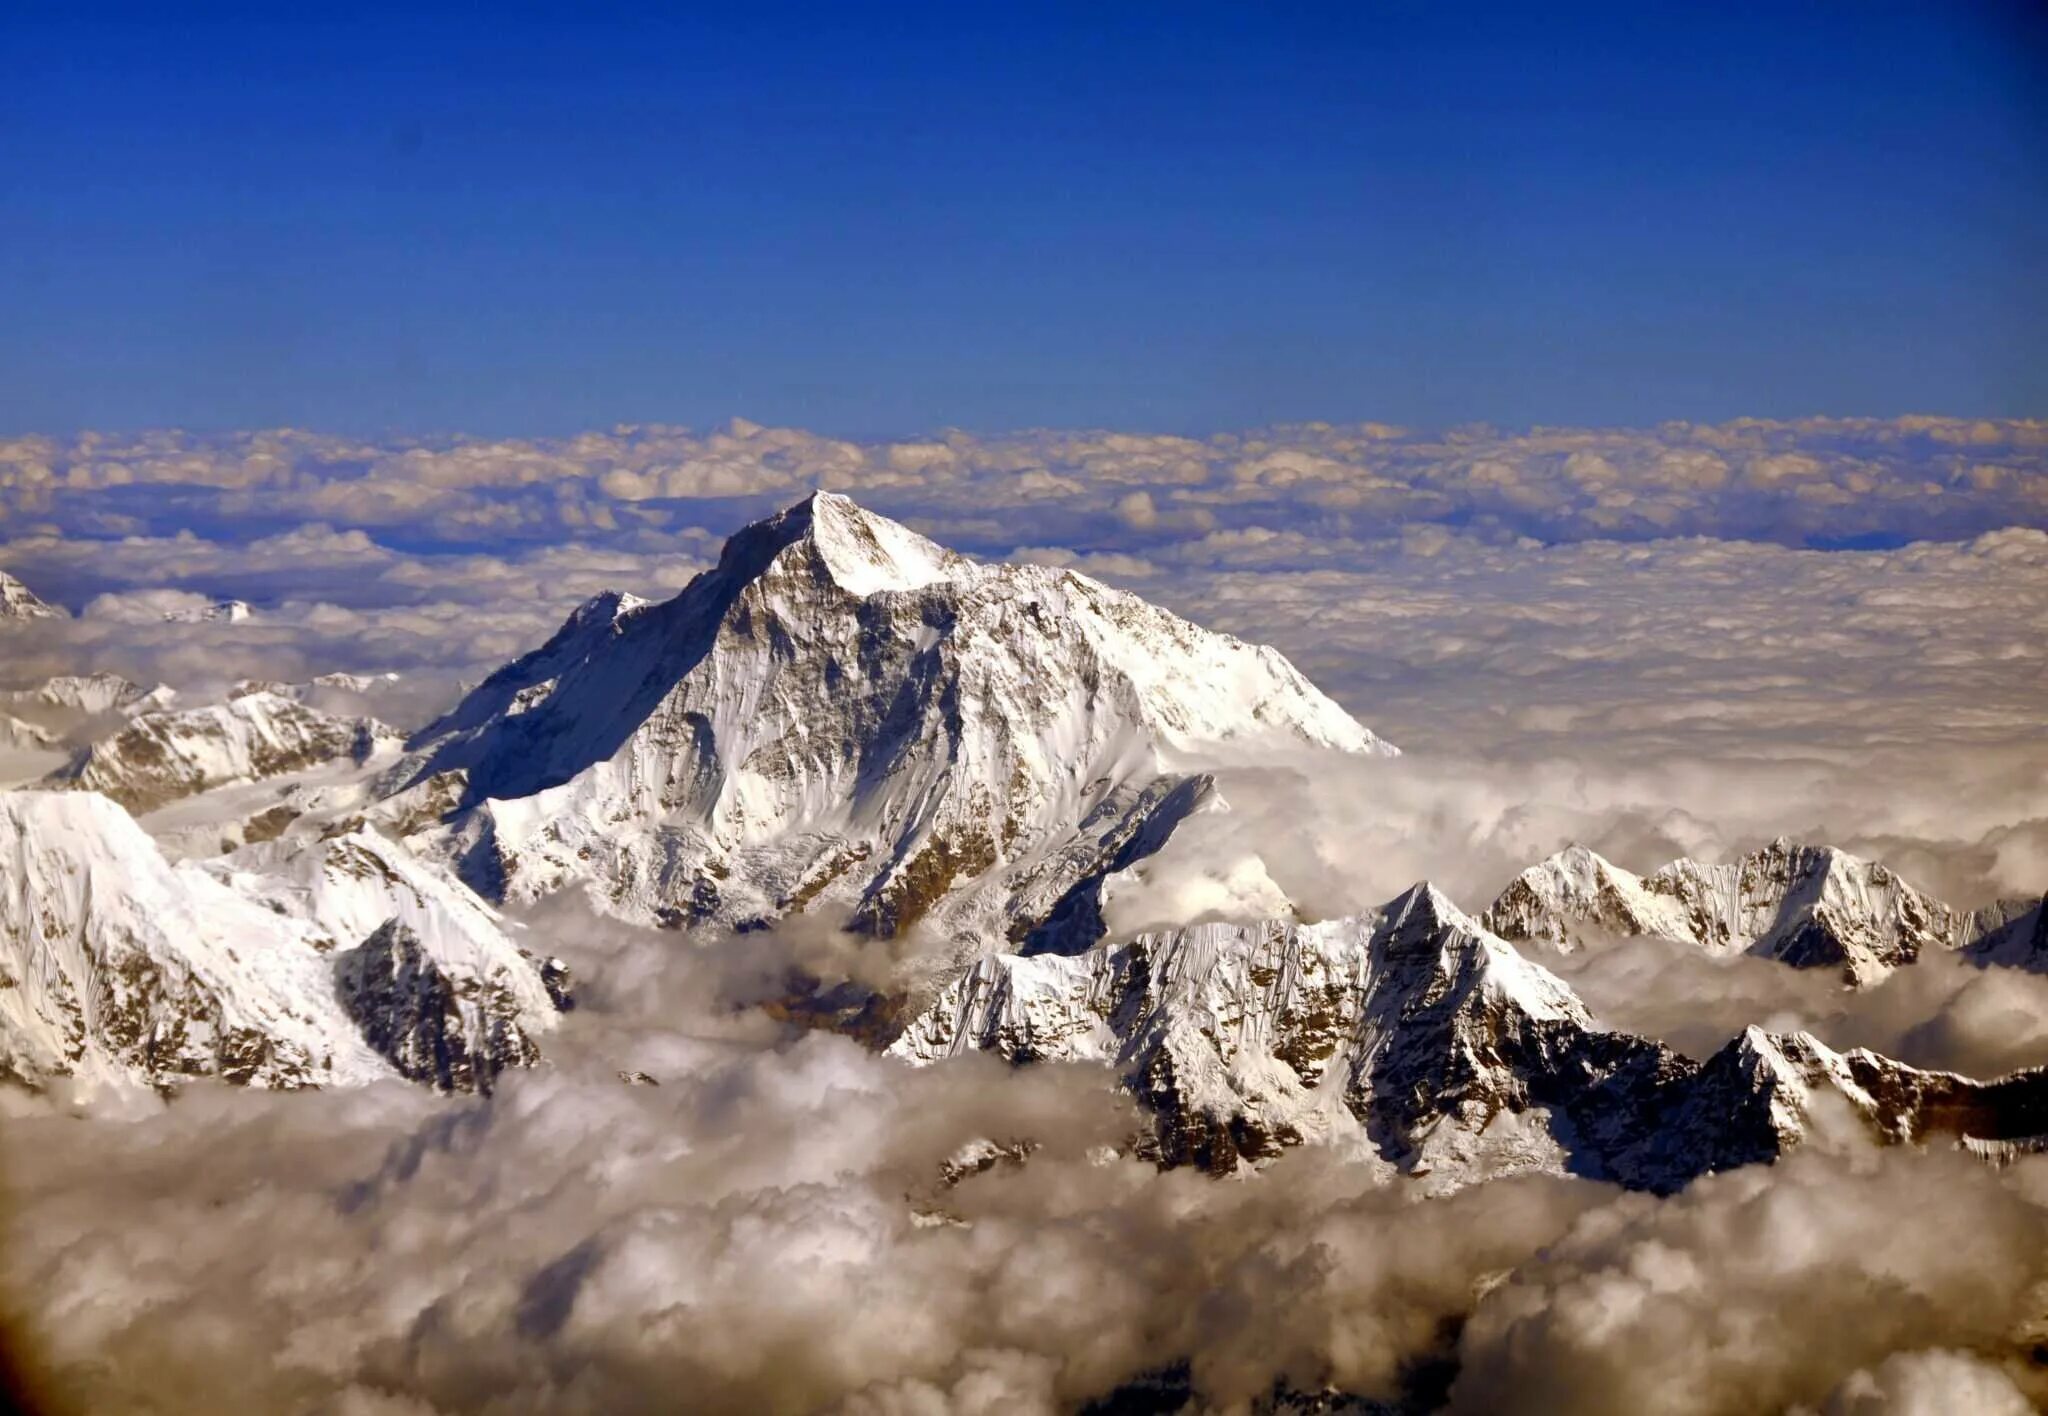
719 490 969 597
0 570 66 621
387 490 1390 940
1487 837 1963 984
1382 879 1471 936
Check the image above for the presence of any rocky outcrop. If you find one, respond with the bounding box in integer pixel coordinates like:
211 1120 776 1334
334 921 541 1093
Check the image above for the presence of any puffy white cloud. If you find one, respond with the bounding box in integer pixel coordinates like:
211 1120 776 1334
1449 1147 2048 1415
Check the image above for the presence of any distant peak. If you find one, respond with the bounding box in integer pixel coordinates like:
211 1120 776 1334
564 588 647 628
0 569 66 621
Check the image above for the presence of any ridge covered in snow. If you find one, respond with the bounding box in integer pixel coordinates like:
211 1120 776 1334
1963 893 2048 973
381 491 1392 957
6 493 2040 1207
1 673 166 718
0 570 65 621
44 691 404 813
163 598 253 623
896 883 2048 1190
0 790 565 1096
1485 838 1965 985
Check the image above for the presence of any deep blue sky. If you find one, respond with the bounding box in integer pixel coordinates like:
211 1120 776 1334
3 2 2044 437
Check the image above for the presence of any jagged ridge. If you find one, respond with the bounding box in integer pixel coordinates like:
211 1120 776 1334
896 883 2048 1191
1485 839 1971 985
44 691 404 814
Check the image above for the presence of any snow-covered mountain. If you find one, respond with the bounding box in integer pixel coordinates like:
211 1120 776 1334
895 882 2048 1191
0 790 565 1095
9 493 2038 1201
1484 839 1963 985
0 570 65 621
163 597 254 623
382 492 1391 960
44 690 404 813
0 673 167 718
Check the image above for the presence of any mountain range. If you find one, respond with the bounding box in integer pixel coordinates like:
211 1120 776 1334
1 498 2043 1195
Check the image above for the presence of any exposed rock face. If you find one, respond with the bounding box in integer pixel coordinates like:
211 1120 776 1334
0 570 65 621
44 691 404 813
334 921 539 1093
896 884 2048 1192
1485 839 1964 985
0 790 562 1096
386 492 1391 959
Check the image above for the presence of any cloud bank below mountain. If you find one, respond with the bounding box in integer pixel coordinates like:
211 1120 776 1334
5 906 2047 1416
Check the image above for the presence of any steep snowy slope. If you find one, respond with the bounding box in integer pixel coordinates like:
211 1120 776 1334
0 791 563 1095
385 492 1391 956
0 570 65 621
45 691 404 813
214 826 572 1020
0 791 384 1091
1485 840 1962 985
896 884 2048 1191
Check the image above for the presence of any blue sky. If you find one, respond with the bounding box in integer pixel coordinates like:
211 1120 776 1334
3 2 2044 436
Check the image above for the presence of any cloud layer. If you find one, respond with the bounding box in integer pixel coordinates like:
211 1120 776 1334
4 417 2045 562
